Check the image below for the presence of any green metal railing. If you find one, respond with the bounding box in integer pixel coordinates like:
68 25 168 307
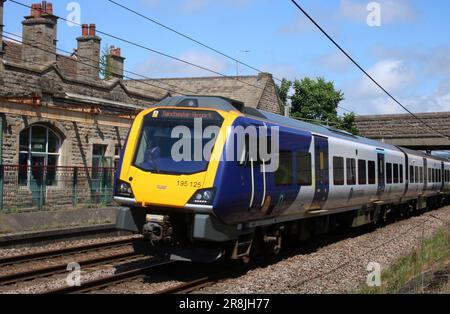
0 165 116 213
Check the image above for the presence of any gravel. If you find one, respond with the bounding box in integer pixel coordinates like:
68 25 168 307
0 234 141 258
1 207 449 294
199 206 450 294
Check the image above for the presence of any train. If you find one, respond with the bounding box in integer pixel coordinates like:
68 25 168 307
114 95 450 262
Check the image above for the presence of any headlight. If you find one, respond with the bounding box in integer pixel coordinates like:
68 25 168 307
115 180 134 198
188 188 216 206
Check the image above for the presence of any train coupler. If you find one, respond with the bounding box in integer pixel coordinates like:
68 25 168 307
142 214 173 245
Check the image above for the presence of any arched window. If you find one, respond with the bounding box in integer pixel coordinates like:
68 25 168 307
18 125 62 186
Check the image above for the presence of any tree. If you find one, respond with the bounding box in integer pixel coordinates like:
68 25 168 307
276 78 292 106
99 45 113 80
290 77 359 135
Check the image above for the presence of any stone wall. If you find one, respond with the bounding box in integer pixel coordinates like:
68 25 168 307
1 112 129 167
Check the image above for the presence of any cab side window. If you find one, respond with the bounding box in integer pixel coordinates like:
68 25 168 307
296 152 312 186
275 151 293 186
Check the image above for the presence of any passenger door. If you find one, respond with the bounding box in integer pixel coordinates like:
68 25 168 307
245 124 265 212
310 135 329 210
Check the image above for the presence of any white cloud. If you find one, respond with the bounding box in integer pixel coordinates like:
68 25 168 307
134 50 230 78
182 0 250 13
354 59 416 97
319 51 351 73
339 0 419 24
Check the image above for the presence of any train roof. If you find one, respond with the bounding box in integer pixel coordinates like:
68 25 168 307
255 109 399 150
154 96 448 163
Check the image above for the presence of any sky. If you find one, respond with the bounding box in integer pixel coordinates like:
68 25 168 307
3 0 450 116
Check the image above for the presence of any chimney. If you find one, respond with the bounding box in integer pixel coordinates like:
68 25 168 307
22 1 58 65
107 46 125 80
0 0 5 56
0 0 4 75
76 23 101 81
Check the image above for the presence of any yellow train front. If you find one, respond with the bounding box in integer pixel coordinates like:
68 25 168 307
114 96 261 262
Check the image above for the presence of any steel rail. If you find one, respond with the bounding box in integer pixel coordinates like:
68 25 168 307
154 276 215 294
0 251 143 285
44 261 177 294
0 238 135 267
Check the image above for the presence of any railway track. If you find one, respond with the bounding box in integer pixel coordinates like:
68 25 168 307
36 227 384 294
44 261 178 294
0 251 144 286
0 238 135 267
154 276 219 294
0 238 143 286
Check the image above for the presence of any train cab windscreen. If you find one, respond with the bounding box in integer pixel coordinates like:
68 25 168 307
133 109 224 175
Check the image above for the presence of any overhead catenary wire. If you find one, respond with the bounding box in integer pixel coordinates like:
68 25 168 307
8 0 364 133
4 32 354 130
10 0 357 125
106 0 284 83
290 0 449 141
3 31 203 97
8 0 283 109
2 33 192 102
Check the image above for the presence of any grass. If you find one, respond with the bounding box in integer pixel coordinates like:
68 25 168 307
358 224 450 294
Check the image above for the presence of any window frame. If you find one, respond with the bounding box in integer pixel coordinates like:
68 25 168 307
18 125 62 187
296 152 312 186
358 159 367 185
275 151 294 186
346 158 356 186
333 156 345 186
393 163 399 184
368 160 376 185
386 162 392 184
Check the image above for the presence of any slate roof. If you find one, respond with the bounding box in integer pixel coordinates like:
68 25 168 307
355 112 450 139
124 73 283 113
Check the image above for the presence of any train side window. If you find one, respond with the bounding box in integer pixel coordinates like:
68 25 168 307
393 164 399 184
346 158 356 185
400 164 404 183
296 152 312 186
410 166 414 183
439 169 442 182
275 151 293 186
386 163 392 184
333 157 345 186
358 159 367 185
428 168 432 183
368 161 376 185
419 167 424 183
414 166 419 183
433 169 436 182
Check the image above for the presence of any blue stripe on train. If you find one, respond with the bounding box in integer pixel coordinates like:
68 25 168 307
212 116 312 225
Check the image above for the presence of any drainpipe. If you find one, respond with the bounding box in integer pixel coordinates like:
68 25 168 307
0 116 4 211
